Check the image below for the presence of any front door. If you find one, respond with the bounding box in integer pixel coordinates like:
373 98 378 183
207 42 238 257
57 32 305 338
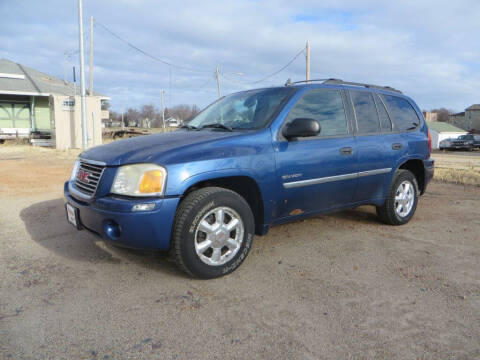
273 88 357 220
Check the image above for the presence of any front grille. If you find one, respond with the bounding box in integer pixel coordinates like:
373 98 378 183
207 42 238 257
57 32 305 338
74 160 106 197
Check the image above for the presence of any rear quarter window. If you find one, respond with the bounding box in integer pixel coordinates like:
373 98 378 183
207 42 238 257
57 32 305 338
381 95 420 132
350 91 380 134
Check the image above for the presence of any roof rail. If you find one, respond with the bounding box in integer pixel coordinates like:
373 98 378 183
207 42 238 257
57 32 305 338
285 78 402 94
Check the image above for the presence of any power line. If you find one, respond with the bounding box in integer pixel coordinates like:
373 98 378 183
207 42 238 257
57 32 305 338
250 47 305 84
220 47 305 86
65 27 89 57
220 73 250 85
94 20 211 74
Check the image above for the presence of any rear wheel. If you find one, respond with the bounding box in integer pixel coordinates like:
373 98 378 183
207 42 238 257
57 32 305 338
171 187 255 278
376 170 418 225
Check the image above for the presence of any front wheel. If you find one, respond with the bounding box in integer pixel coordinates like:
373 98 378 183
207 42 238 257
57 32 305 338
171 187 255 278
376 170 418 225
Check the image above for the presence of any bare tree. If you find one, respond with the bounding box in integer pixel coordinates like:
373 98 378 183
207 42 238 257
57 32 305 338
430 108 453 122
116 103 199 127
169 104 200 122
125 108 141 127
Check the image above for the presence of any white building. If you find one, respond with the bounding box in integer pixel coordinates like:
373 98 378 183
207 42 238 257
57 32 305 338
427 122 467 149
0 58 109 149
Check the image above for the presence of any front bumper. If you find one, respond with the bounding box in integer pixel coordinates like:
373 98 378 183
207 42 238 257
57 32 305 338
64 182 180 250
451 143 472 149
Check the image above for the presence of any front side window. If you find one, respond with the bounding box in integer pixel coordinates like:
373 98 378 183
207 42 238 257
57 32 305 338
381 95 420 132
350 91 380 134
285 89 348 137
189 88 294 130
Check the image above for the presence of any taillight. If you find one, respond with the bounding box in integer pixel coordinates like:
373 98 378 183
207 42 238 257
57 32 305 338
428 130 432 154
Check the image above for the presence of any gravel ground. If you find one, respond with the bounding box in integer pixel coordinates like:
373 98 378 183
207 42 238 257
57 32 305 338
1 147 480 359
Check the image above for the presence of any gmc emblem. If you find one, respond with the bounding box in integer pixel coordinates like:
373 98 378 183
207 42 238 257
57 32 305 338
77 169 91 183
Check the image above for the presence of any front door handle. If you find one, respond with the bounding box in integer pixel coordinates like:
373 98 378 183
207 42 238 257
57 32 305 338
340 147 353 155
392 143 403 150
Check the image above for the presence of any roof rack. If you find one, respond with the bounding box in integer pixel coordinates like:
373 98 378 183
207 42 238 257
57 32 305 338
285 78 402 94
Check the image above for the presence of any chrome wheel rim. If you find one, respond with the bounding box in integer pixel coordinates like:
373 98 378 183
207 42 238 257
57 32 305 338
395 180 415 217
194 206 244 266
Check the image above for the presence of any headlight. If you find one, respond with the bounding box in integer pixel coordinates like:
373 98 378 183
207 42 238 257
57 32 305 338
70 159 80 181
111 164 167 197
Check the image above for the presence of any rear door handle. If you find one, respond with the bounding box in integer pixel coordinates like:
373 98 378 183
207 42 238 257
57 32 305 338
392 143 403 150
340 147 353 155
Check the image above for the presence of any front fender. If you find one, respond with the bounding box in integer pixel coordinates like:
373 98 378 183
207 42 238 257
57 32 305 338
175 168 262 195
165 162 277 228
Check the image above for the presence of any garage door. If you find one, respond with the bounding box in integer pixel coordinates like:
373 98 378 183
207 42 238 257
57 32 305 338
0 102 31 129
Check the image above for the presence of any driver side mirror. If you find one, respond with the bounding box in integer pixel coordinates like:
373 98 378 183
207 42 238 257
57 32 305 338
282 118 321 139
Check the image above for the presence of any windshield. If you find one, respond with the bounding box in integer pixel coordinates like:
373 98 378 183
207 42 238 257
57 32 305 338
188 88 294 130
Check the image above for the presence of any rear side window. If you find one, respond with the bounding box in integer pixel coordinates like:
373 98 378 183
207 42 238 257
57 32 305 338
374 94 392 131
381 95 420 132
350 91 380 134
285 89 348 137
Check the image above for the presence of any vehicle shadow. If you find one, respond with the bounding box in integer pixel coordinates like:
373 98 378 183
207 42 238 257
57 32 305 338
329 206 383 224
19 198 184 276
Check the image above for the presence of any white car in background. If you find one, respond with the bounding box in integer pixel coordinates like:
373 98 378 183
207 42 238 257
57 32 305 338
439 138 454 150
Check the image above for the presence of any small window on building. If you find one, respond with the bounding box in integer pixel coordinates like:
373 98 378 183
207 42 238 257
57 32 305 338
350 91 380 134
62 99 75 108
381 95 420 132
101 100 110 111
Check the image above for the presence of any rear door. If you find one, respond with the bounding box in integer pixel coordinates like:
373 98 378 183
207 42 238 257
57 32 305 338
273 88 358 219
348 90 394 202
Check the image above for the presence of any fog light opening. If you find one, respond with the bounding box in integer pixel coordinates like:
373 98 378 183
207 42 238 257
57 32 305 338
132 203 155 212
104 221 122 240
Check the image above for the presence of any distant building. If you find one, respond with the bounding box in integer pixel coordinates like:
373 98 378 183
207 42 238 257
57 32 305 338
0 58 109 149
427 121 467 149
102 118 122 128
423 111 438 122
448 104 480 131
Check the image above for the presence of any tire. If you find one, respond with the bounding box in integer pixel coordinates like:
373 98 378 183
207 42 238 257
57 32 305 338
171 187 255 278
376 170 419 226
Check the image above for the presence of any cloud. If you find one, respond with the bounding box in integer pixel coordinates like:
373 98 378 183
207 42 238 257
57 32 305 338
0 0 479 112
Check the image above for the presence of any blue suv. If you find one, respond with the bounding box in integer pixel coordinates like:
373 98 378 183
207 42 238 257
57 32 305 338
64 79 434 278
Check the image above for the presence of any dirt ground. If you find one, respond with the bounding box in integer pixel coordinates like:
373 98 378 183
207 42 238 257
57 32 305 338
1 146 480 359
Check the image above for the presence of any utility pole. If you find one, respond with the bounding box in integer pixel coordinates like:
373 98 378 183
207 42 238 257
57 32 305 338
63 52 68 84
121 97 125 129
78 0 88 149
305 41 310 83
161 90 166 132
73 66 77 97
215 66 221 98
168 66 172 107
89 16 94 95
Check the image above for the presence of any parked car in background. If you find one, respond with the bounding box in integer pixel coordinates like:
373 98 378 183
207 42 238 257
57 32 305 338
65 79 434 278
166 117 182 127
439 137 454 150
440 134 480 151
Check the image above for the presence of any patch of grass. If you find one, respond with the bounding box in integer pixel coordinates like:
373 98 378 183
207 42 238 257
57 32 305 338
434 167 480 187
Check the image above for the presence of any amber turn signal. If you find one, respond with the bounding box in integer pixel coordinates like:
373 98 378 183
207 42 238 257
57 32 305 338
139 170 164 193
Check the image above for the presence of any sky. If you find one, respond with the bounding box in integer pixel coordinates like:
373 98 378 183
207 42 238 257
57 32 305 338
1 0 479 113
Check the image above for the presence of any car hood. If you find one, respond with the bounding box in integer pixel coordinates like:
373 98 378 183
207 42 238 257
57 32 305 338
80 130 244 166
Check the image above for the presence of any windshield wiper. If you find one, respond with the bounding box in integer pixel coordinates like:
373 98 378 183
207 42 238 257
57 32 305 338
200 123 233 132
180 124 198 130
